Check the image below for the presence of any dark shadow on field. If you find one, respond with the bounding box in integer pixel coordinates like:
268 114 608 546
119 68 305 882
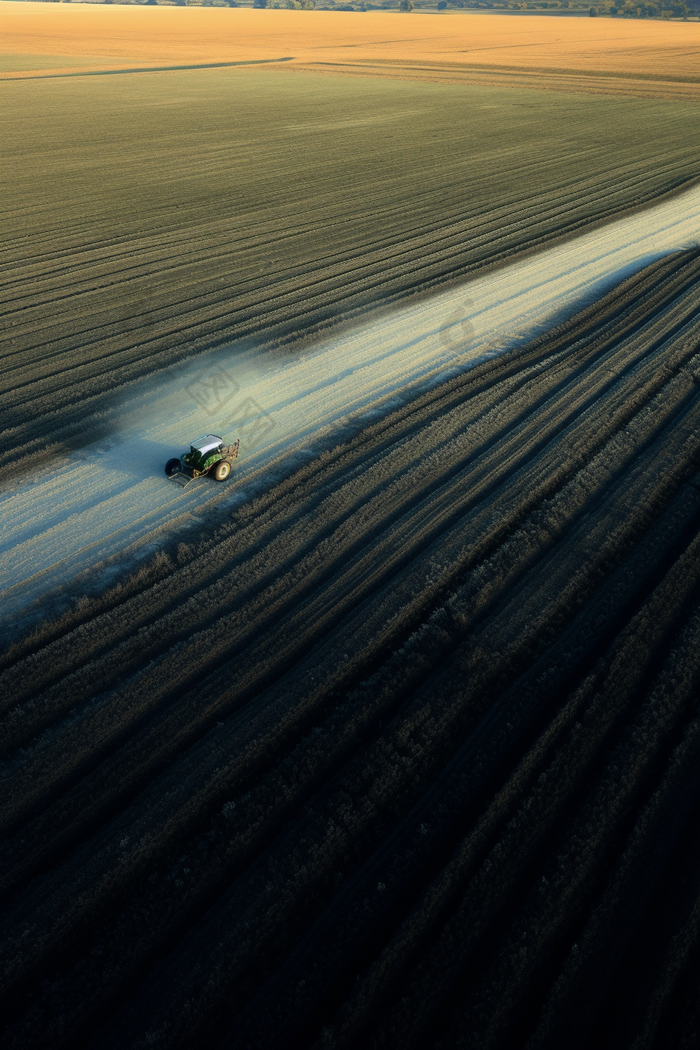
0 412 186 495
0 411 117 493
94 436 190 483
12 57 296 81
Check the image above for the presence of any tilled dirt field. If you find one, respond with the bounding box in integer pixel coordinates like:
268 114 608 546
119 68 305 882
2 248 700 1049
3 181 697 636
3 67 700 485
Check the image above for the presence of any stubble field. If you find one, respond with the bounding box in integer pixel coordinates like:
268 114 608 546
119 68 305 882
2 3 699 97
2 6 700 1048
2 65 700 483
2 248 700 1049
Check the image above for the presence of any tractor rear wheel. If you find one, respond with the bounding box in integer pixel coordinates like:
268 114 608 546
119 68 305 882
213 460 231 482
165 458 181 476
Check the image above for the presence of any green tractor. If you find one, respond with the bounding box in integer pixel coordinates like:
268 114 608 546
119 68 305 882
165 435 240 487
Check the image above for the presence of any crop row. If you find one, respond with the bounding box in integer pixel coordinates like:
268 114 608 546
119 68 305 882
1 249 700 1048
2 252 698 879
3 245 698 715
2 70 699 478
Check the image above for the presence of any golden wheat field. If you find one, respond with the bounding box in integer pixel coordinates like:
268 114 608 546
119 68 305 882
1 2 698 97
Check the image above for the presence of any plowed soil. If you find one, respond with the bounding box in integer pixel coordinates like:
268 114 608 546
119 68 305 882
2 248 700 1050
2 181 698 635
2 65 699 487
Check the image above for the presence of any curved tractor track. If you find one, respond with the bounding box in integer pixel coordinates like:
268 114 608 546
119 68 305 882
2 247 700 1050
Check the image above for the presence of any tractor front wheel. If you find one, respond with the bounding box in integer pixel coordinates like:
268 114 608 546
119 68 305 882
165 458 181 476
213 460 231 482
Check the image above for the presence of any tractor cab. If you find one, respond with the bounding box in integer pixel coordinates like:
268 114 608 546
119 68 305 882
165 434 240 487
185 435 225 471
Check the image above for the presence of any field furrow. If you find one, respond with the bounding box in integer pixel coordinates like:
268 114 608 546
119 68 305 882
2 69 699 480
2 247 700 1049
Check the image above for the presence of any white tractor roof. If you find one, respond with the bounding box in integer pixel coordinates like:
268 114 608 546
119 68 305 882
191 435 223 455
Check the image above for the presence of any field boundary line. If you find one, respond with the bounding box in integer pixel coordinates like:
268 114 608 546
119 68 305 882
0 57 295 82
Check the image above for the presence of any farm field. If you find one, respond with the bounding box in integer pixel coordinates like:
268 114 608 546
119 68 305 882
2 64 700 486
2 4 699 98
3 6 700 1046
2 248 700 1049
2 181 699 637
